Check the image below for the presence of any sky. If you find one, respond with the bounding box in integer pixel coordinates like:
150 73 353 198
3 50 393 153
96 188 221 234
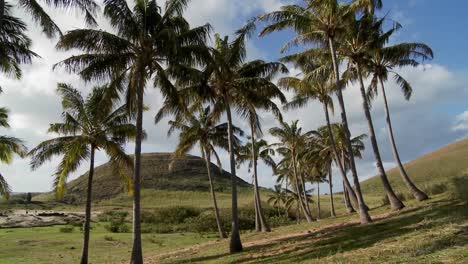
1 0 467 194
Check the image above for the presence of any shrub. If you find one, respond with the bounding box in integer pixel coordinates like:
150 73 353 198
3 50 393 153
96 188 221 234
423 183 448 196
447 177 468 203
59 226 74 233
141 207 200 225
104 211 129 233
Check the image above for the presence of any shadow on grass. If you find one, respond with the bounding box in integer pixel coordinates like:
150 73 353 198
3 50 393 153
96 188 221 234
169 199 468 264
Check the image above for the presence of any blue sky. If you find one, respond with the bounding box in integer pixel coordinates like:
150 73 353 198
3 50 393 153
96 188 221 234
1 0 467 193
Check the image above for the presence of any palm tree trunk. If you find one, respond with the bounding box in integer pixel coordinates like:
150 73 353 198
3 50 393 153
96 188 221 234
316 182 321 220
299 172 313 219
356 64 404 211
343 182 355 213
250 123 271 232
0 0 4 28
379 78 428 201
225 99 243 253
328 37 371 224
130 77 144 264
202 147 228 239
80 146 95 264
292 152 313 223
323 103 359 209
328 166 336 217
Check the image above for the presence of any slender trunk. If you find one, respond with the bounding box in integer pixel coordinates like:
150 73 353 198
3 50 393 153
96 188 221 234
328 37 371 224
379 78 428 201
130 77 144 264
292 152 313 223
80 146 95 264
225 99 243 253
250 123 270 232
316 182 321 220
202 147 228 239
328 166 336 217
323 103 359 208
300 172 313 218
343 181 355 213
356 64 404 211
0 0 4 28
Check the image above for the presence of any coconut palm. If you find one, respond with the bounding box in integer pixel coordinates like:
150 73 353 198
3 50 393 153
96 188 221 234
270 120 314 223
161 105 244 239
267 184 287 217
0 0 98 36
339 14 405 210
367 37 433 201
0 3 38 84
0 106 27 199
238 138 277 232
259 0 373 224
284 187 313 223
29 84 136 264
54 1 210 261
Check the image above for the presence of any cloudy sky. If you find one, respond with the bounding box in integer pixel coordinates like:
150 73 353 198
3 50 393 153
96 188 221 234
1 0 467 194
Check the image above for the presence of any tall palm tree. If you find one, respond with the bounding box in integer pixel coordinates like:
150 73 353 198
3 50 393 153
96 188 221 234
54 1 210 261
0 105 27 199
339 14 404 210
259 0 373 224
270 120 314 223
160 105 243 239
278 59 361 211
238 138 277 232
29 84 136 264
169 22 287 252
0 3 38 83
367 38 433 201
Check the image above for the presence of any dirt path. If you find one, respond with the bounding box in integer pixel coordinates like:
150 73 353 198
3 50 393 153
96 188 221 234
138 210 398 263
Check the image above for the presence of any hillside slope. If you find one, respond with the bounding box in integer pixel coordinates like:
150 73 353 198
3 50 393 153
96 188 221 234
62 153 249 203
360 138 468 196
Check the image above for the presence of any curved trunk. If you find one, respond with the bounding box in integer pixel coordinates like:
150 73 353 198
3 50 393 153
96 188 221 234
300 172 313 218
343 181 356 213
130 77 144 264
250 123 270 232
323 103 359 208
379 78 428 201
203 147 228 239
316 182 321 220
356 64 404 211
328 38 371 224
292 152 313 223
80 146 95 264
225 100 243 253
328 166 336 217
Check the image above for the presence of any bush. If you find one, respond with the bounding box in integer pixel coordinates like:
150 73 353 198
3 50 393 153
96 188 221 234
423 183 448 196
59 226 74 233
141 207 200 225
448 177 468 203
104 211 129 233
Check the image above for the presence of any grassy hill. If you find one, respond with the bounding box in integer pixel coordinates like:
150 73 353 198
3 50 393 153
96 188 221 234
50 153 250 204
360 138 468 197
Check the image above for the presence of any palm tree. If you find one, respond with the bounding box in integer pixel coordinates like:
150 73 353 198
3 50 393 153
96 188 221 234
160 105 243 239
270 120 314 223
238 138 277 232
0 0 98 36
169 21 287 252
259 0 373 224
0 106 27 199
367 37 433 201
0 3 38 83
278 59 361 211
29 84 136 264
339 14 404 210
267 184 287 217
284 187 313 223
54 1 210 261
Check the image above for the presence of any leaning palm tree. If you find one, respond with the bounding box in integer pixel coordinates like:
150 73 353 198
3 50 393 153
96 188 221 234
0 106 27 199
161 105 243 239
259 0 373 224
169 22 287 252
339 14 404 210
270 120 314 223
0 3 38 84
29 84 136 264
367 36 433 201
238 138 277 232
54 1 210 261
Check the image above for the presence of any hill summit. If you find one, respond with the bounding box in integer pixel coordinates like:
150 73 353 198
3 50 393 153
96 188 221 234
63 153 249 203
